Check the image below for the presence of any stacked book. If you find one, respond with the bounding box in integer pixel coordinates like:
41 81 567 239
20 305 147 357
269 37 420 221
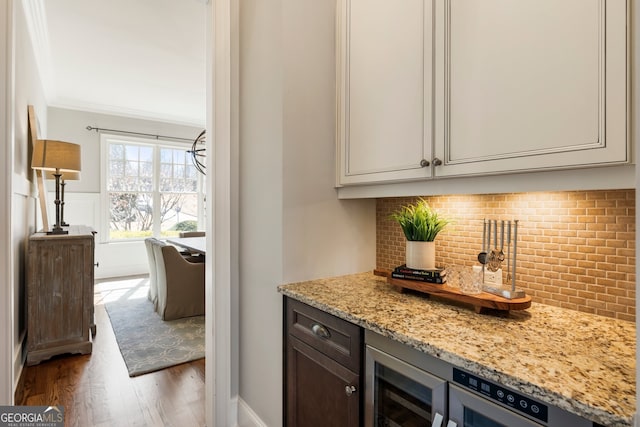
391 265 446 284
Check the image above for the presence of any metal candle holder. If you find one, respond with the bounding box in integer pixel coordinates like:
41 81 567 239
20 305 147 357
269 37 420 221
479 219 526 300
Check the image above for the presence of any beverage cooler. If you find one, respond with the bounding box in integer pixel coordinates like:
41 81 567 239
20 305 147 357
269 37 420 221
365 331 595 427
365 345 447 426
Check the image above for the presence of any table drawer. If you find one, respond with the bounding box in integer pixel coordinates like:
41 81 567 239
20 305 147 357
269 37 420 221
286 298 362 372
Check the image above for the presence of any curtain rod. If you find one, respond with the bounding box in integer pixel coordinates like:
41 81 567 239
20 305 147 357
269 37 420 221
85 126 198 143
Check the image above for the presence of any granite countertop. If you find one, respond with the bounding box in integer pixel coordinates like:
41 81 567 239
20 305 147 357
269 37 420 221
278 272 636 427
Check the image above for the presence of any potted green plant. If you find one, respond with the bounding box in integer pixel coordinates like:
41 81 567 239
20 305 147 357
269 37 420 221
391 198 450 270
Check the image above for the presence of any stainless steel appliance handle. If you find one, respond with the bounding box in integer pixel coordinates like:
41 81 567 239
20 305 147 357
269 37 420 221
431 413 444 427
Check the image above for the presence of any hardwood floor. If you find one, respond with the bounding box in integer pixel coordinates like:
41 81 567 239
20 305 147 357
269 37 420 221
17 277 205 427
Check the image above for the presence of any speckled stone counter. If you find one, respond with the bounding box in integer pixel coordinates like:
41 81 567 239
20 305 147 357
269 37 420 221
278 272 636 427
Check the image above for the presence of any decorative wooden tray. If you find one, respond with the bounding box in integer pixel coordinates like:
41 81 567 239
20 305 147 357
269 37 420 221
386 276 532 314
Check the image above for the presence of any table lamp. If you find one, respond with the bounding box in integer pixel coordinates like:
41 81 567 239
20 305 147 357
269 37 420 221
31 140 82 235
45 170 80 227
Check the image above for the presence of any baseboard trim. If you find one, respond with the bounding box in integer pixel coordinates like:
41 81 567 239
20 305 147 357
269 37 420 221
13 361 26 405
12 333 26 405
237 396 268 427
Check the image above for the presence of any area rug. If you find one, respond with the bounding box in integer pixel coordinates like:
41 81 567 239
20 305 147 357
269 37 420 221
104 296 204 377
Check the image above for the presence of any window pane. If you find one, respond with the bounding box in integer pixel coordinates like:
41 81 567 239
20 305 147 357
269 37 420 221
160 178 172 192
140 161 153 177
160 148 173 163
109 160 124 178
158 147 197 193
173 150 187 163
160 163 172 179
140 177 153 192
139 146 153 162
106 140 202 241
125 145 139 161
160 193 199 237
108 192 153 239
125 160 138 177
108 177 123 191
110 144 124 160
186 164 197 180
174 164 185 179
122 177 138 192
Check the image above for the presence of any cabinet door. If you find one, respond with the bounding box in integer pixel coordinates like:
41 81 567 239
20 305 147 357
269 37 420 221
286 336 360 427
27 237 92 349
434 0 628 177
337 0 434 185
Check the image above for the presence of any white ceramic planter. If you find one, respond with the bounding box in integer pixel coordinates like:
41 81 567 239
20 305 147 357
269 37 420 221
405 241 435 270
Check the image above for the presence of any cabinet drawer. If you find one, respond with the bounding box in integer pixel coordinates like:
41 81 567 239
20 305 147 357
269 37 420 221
286 298 362 372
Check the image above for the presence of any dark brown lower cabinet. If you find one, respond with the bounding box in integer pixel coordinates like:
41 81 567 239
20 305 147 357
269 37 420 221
284 297 362 427
287 337 359 426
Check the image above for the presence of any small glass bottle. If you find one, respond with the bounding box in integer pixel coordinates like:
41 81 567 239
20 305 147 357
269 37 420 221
461 265 483 295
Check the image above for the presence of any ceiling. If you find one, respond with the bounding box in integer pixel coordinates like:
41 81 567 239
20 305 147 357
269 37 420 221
23 0 207 127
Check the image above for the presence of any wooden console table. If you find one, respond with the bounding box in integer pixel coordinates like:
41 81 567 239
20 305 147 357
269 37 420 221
26 225 96 365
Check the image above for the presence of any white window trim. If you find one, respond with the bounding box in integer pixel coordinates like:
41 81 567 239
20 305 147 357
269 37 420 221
99 132 204 243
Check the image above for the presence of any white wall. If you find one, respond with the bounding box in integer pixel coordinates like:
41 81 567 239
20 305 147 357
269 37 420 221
9 0 49 399
238 1 284 426
282 0 375 284
46 107 203 279
237 0 376 425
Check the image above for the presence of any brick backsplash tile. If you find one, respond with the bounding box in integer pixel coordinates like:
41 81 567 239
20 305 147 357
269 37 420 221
376 189 635 322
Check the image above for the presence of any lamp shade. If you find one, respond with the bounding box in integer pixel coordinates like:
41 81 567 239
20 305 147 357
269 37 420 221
45 170 80 181
31 139 81 173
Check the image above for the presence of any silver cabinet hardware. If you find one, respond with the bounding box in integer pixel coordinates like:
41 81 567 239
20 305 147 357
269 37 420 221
420 159 430 167
345 385 356 396
431 413 444 427
432 158 443 166
311 323 330 339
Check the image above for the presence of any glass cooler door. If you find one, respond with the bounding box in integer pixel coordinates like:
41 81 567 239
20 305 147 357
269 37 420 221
365 345 447 426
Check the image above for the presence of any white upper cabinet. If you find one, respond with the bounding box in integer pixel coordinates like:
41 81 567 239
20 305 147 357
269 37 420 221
434 0 629 177
336 0 629 187
337 0 434 184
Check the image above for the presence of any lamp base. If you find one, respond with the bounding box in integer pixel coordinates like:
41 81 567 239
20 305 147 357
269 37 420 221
47 225 68 235
48 172 68 235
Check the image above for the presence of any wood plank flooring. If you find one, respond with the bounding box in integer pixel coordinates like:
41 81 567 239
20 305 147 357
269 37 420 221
16 277 205 427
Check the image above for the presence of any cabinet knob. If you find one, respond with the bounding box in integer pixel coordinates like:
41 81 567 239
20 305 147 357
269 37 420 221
420 159 430 167
311 323 330 339
94 262 100 268
432 158 443 166
345 385 357 396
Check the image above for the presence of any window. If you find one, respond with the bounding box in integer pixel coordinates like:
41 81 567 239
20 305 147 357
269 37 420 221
102 135 203 241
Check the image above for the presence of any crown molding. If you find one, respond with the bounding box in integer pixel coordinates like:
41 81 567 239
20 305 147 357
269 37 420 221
49 99 206 128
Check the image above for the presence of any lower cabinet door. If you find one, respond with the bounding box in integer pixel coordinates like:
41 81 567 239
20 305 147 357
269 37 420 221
286 336 360 427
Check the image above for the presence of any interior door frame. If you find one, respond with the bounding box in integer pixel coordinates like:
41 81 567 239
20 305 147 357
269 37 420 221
206 0 238 425
0 0 13 406
0 0 239 415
